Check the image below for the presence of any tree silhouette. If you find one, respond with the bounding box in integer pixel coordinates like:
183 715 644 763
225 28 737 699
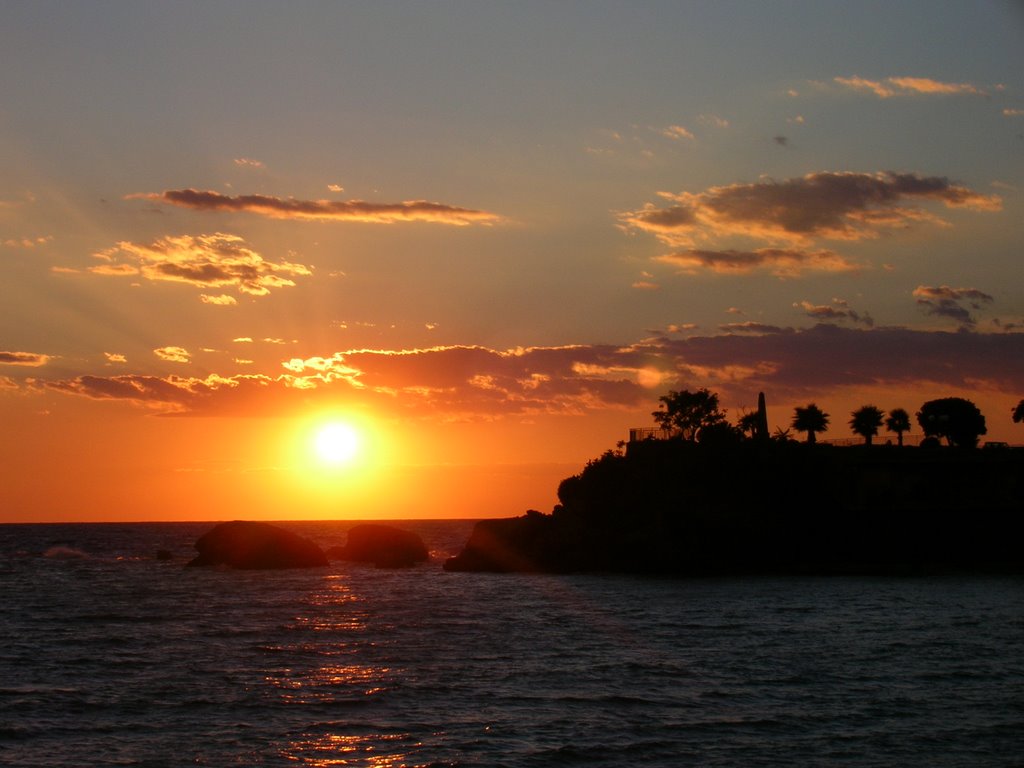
652 388 727 441
1013 399 1024 424
792 404 829 444
916 397 987 448
850 405 884 445
737 411 760 438
884 407 911 447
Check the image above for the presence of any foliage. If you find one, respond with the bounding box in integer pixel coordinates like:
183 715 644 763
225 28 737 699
1013 399 1024 424
737 411 761 437
916 397 987 448
792 403 829 444
772 427 794 442
696 421 744 447
652 388 727 441
884 408 911 447
849 405 884 445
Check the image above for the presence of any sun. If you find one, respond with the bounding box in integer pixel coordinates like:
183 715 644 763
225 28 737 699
313 422 361 465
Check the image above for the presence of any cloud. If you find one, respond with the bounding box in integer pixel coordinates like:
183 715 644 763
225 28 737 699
32 327 1024 419
698 114 729 128
654 248 860 277
133 189 504 226
104 352 127 363
913 285 994 328
795 298 873 327
0 351 50 366
90 233 311 298
834 75 987 98
1004 108 1024 117
200 294 238 306
621 171 1000 248
233 158 265 169
774 136 789 147
3 235 52 249
719 322 791 335
659 125 694 140
154 346 191 363
327 184 344 192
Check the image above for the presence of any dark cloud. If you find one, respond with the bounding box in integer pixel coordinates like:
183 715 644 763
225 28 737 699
913 285 994 328
133 189 504 226
0 351 50 367
622 171 1001 247
796 299 874 327
34 328 1024 418
774 136 789 147
719 322 792 334
655 248 860 277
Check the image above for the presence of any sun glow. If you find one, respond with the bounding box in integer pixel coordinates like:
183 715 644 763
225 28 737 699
314 422 361 465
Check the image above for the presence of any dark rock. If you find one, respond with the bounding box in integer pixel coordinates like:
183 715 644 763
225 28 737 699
187 521 328 569
326 524 429 568
443 511 555 573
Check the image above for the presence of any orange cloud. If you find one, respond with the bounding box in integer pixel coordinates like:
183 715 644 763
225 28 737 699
622 171 1000 248
34 329 1024 422
154 347 191 363
835 75 987 98
2 235 52 249
200 294 238 306
659 125 694 140
655 248 860 277
0 351 51 366
91 233 311 298
134 189 503 226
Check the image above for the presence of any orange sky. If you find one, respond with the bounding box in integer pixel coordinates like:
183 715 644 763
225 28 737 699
2 3 1023 521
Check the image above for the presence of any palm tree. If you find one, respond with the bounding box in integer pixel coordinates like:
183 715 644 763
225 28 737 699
737 411 760 439
850 405 884 446
792 404 829 444
885 408 911 447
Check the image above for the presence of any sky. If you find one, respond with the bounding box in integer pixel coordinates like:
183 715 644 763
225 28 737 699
2 1 1023 522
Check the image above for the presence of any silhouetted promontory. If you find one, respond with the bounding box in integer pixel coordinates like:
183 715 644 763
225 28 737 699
444 440 1024 575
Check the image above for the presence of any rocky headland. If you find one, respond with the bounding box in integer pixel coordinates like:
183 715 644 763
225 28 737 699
444 441 1024 575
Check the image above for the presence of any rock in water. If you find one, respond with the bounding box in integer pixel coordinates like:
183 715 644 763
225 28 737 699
187 521 328 569
325 523 429 568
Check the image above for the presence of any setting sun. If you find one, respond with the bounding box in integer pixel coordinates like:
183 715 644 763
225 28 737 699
313 422 360 465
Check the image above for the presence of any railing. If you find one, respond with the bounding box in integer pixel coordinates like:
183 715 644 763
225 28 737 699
821 434 925 447
628 427 678 442
628 428 930 446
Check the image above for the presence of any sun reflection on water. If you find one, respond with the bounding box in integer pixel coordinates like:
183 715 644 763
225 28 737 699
269 573 423 765
283 732 423 767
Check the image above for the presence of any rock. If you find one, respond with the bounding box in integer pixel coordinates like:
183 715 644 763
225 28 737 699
443 512 556 573
187 521 328 569
326 524 429 568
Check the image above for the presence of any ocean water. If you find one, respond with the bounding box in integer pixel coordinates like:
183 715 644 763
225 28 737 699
1 521 1022 767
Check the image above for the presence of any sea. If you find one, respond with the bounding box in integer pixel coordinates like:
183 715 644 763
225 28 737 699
1 520 1022 768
